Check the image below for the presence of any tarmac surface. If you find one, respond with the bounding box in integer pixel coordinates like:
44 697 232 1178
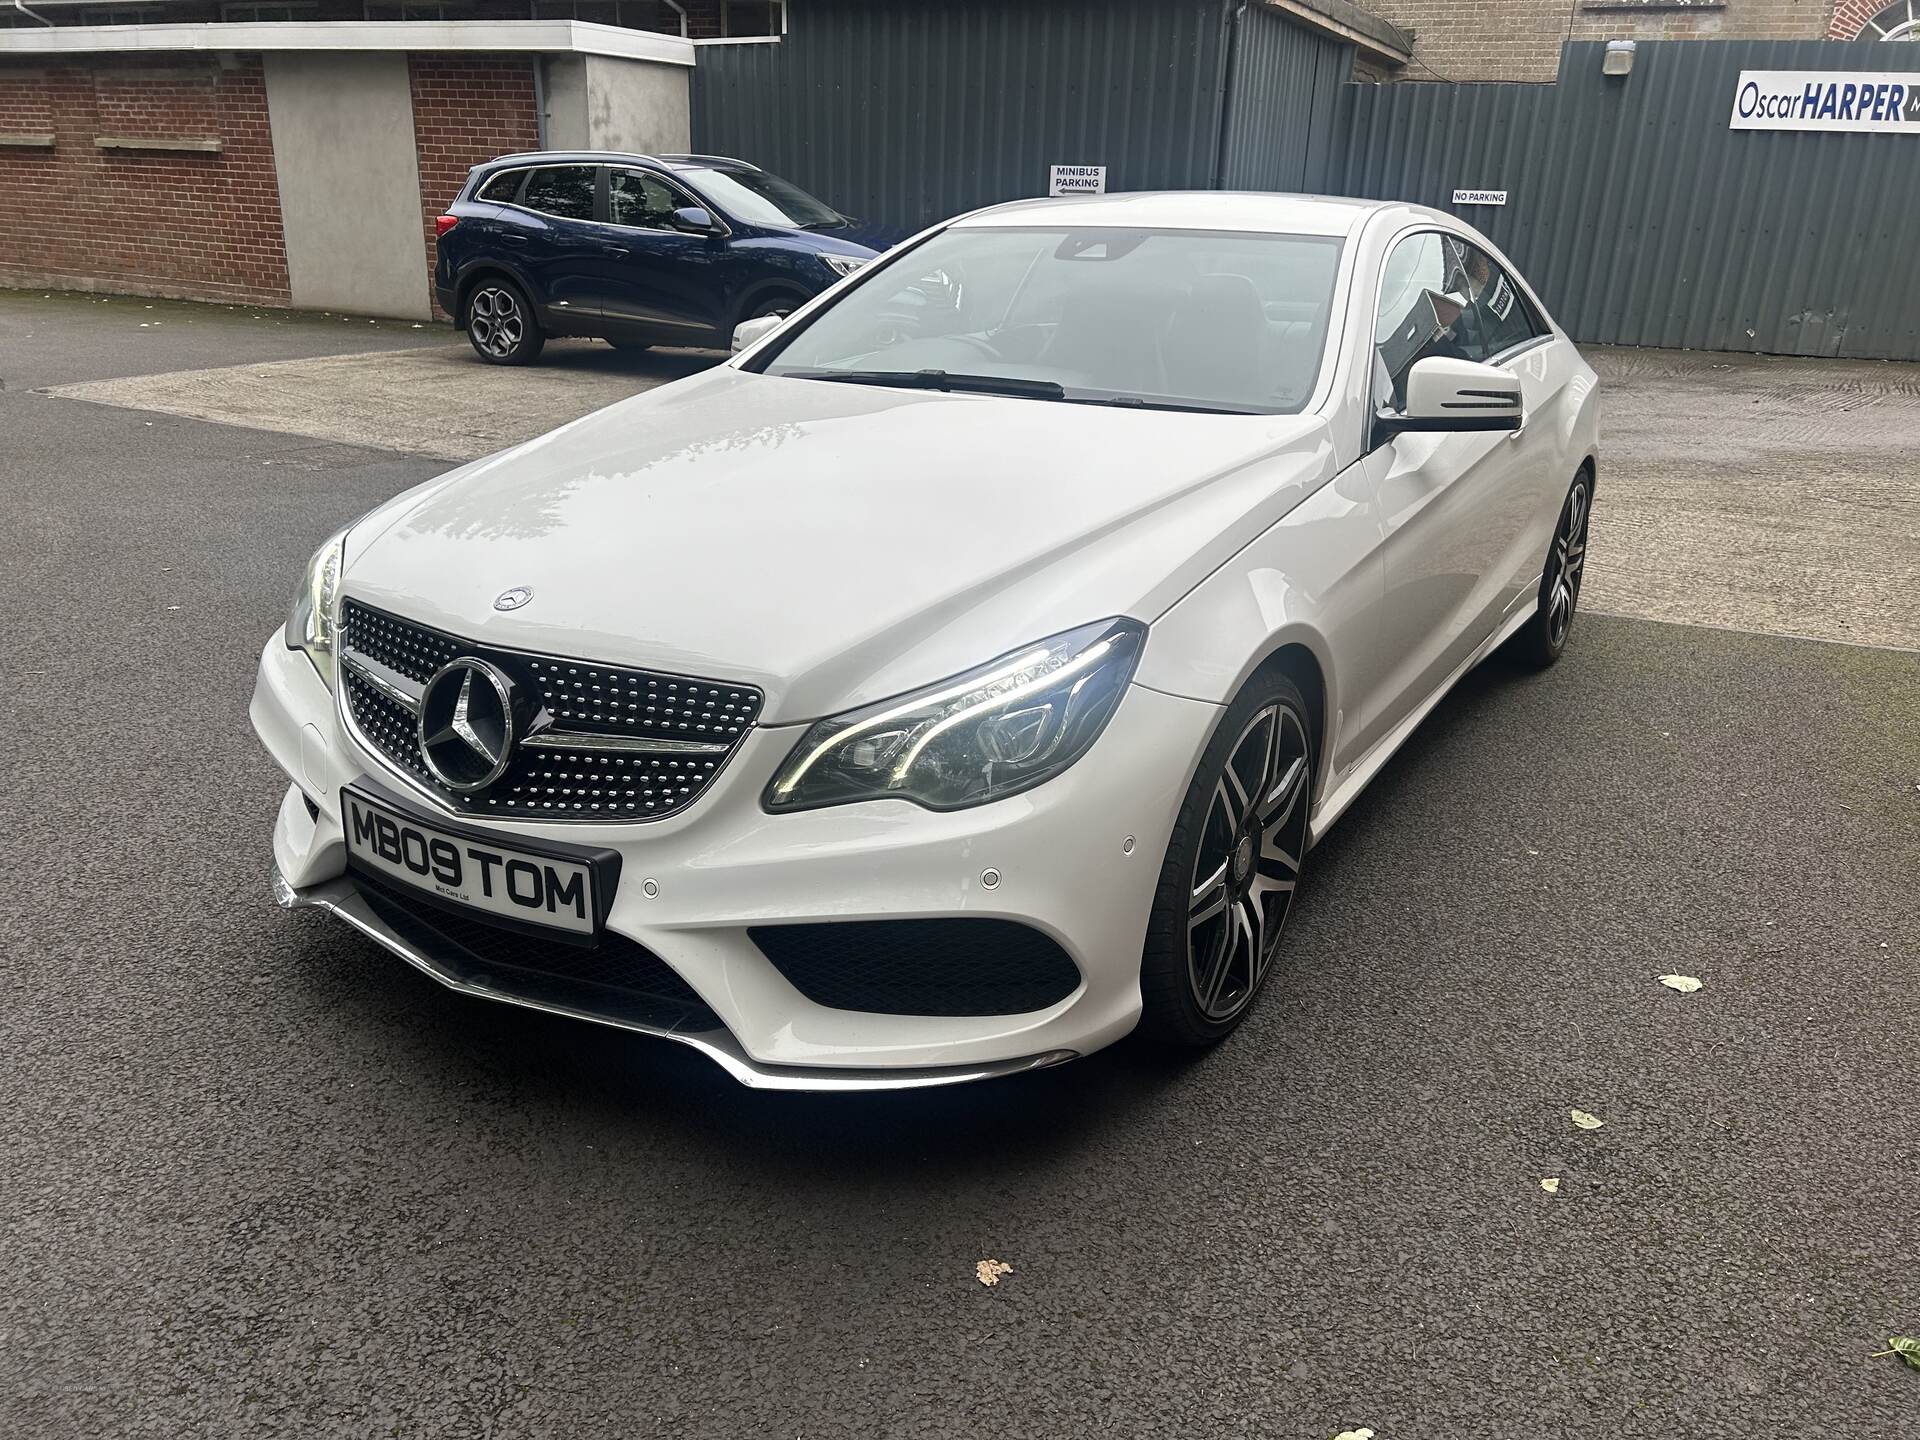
2 291 1916 1439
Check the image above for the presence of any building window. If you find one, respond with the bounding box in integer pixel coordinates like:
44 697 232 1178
365 1 453 15
78 5 164 20
1855 0 1920 37
722 0 783 35
222 2 317 18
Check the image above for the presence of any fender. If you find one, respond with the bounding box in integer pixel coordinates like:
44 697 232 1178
1133 453 1385 813
451 256 546 328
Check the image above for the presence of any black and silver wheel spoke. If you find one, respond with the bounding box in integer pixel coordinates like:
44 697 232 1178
1547 481 1590 648
471 288 521 358
1186 701 1312 1023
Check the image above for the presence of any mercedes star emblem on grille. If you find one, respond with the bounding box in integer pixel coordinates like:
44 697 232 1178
493 586 534 611
418 657 522 792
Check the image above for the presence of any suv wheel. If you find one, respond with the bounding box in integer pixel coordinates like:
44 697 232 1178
465 278 544 366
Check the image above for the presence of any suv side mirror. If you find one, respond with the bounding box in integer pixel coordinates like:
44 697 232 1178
670 206 722 236
731 313 784 354
1375 356 1523 444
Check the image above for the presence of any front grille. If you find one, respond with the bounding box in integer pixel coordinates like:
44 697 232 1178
352 870 721 1031
340 598 762 821
750 920 1082 1016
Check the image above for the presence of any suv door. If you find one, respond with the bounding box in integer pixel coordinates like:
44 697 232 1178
1358 229 1544 750
496 165 604 323
590 167 730 340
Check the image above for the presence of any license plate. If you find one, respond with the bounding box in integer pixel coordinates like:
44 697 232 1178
342 788 600 938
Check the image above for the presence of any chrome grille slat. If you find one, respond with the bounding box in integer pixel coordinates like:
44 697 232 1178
339 598 763 822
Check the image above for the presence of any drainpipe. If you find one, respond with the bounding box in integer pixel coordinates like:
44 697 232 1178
532 55 548 148
659 0 688 37
12 0 55 25
1211 1 1247 191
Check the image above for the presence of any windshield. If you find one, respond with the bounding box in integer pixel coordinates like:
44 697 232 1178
753 226 1344 415
680 167 847 229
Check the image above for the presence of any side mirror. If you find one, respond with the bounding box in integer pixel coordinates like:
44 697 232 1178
1376 356 1523 443
669 205 722 236
731 313 784 354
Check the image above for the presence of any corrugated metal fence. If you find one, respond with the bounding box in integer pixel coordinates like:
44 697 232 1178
691 0 1237 230
698 19 1920 361
1220 4 1350 194
1327 41 1920 360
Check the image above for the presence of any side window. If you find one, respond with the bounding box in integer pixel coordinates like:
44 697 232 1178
1373 231 1461 406
609 170 684 230
1459 246 1542 358
475 168 525 204
520 166 597 222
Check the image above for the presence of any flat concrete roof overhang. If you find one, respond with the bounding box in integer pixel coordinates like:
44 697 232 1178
0 18 695 63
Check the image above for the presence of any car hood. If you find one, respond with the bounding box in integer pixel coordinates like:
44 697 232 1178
343 366 1337 723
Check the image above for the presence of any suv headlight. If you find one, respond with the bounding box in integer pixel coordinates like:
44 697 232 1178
821 253 869 279
284 527 347 689
765 619 1145 813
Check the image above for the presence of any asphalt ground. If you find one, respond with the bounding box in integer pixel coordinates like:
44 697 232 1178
2 292 1917 1439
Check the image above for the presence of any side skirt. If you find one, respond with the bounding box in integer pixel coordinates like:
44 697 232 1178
1308 598 1537 847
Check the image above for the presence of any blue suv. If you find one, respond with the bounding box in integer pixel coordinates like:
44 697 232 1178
434 151 888 365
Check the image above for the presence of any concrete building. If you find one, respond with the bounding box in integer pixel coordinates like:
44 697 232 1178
0 21 692 317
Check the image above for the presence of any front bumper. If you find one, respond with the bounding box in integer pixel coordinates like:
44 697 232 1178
250 634 1220 1089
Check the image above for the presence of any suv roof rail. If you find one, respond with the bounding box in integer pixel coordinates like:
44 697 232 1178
656 152 760 171
484 150 669 168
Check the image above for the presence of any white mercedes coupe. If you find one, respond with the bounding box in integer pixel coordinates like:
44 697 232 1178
253 192 1599 1090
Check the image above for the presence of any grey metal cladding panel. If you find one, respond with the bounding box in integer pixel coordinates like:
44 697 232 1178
1220 7 1352 193
1330 40 1920 359
691 0 1231 230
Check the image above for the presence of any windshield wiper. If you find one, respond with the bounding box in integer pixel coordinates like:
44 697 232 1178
1061 394 1267 416
781 368 1067 400
800 217 850 231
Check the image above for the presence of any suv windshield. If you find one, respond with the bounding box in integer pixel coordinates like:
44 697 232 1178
680 167 847 229
754 226 1343 414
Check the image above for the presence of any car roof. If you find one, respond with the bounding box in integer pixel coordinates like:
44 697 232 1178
952 191 1396 238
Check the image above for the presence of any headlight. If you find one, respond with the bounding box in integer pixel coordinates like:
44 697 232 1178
765 619 1145 813
821 253 869 279
284 527 347 689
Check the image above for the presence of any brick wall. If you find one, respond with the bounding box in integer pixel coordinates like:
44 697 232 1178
407 56 541 315
1828 0 1898 34
0 58 289 303
1376 0 1844 82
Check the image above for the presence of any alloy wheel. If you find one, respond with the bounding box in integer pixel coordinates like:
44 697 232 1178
1546 478 1590 648
468 286 524 360
1186 702 1311 1022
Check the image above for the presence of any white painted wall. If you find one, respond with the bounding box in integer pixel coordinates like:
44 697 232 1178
264 52 430 320
584 54 690 153
542 53 689 155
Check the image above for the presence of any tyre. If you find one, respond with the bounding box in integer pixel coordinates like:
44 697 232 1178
464 278 544 366
739 295 797 326
1509 469 1592 668
1138 671 1316 1048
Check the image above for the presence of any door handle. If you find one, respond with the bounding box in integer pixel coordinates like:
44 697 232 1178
604 246 630 259
500 233 528 246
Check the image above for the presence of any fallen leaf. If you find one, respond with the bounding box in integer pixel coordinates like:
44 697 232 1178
1658 974 1703 993
1540 1177 1561 1193
1873 1336 1920 1370
975 1259 1012 1287
1570 1109 1605 1131
1331 1431 1375 1440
